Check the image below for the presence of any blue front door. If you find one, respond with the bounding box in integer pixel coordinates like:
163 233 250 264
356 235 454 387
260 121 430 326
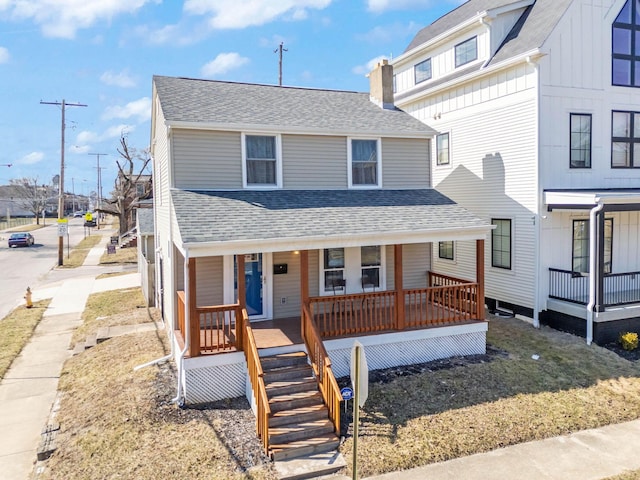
236 253 264 317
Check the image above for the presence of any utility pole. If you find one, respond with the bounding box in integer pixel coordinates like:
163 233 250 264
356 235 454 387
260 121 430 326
41 99 87 266
274 42 288 86
89 153 108 229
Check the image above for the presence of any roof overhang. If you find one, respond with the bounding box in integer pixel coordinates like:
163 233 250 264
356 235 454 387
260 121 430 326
544 190 640 211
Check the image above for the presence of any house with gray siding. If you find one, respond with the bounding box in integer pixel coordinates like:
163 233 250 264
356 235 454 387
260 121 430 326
392 0 640 346
150 64 492 461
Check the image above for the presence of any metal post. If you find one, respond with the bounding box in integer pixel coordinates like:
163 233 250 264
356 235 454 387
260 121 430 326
352 345 360 480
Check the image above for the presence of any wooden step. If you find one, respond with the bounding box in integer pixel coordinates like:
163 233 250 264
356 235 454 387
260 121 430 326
266 376 317 397
270 433 340 461
263 363 313 382
269 418 334 445
269 404 328 428
261 351 308 370
269 390 323 413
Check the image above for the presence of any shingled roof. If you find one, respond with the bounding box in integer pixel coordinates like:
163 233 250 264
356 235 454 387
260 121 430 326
171 189 489 246
153 75 436 136
404 0 573 67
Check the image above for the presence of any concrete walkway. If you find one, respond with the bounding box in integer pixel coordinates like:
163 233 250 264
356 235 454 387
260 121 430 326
0 227 143 480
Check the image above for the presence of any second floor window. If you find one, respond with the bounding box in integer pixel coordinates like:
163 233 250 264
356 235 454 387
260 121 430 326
455 36 477 67
612 0 640 87
350 139 380 187
612 110 640 167
414 58 432 84
436 133 450 165
245 134 279 186
570 113 592 168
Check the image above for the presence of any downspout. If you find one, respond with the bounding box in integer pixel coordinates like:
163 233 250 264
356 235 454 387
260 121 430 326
529 54 541 329
586 201 604 345
172 248 190 406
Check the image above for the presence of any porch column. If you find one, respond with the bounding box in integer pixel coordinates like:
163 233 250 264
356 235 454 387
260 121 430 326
595 211 606 313
300 250 309 336
188 257 200 357
237 254 246 311
476 239 485 320
394 244 405 330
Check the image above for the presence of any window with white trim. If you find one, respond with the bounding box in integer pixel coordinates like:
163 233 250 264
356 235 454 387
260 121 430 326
323 248 345 293
361 246 381 290
455 36 477 68
243 134 281 187
436 133 450 165
414 58 432 84
349 138 381 187
572 219 613 274
320 246 386 294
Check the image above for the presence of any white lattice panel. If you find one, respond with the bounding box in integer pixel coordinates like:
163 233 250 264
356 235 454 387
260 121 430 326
184 360 246 404
326 330 486 379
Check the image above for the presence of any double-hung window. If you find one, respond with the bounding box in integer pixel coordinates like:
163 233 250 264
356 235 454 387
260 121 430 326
439 241 454 260
612 110 640 167
361 246 381 290
323 248 345 293
570 114 592 168
320 246 385 294
436 133 450 165
572 219 613 274
491 218 511 270
612 0 640 87
349 138 380 187
244 134 281 187
414 58 432 84
455 37 477 68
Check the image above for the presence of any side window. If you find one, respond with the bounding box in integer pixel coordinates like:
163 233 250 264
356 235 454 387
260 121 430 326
570 114 592 168
455 36 477 68
438 241 454 260
491 218 512 270
414 58 432 84
436 133 450 165
349 138 381 187
244 134 280 187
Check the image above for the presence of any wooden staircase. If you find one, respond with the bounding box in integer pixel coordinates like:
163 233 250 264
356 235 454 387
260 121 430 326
262 351 340 461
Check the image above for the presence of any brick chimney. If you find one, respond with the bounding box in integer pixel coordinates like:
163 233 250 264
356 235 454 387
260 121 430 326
369 59 394 110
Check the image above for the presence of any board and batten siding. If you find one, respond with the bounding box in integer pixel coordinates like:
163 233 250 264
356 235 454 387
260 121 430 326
282 135 347 189
381 138 431 189
171 129 242 189
273 251 302 319
195 256 224 306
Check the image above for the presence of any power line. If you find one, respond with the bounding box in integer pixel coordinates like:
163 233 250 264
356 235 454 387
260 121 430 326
41 99 87 266
274 42 288 86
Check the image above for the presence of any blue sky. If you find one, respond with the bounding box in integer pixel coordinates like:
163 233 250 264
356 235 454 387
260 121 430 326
0 0 462 198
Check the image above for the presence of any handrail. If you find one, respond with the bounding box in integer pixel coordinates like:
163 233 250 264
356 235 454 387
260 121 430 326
302 304 341 435
195 303 241 354
241 308 271 455
428 271 471 287
177 291 186 341
405 283 477 327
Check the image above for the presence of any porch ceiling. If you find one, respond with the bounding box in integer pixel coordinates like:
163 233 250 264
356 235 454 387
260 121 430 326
544 189 640 211
171 189 491 256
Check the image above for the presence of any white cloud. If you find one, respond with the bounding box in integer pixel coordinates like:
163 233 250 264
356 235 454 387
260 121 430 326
73 124 134 151
100 69 137 88
184 0 332 29
132 22 209 46
352 55 388 76
19 151 44 165
102 97 151 123
367 0 464 12
201 52 249 77
2 0 158 39
356 21 421 45
0 47 9 63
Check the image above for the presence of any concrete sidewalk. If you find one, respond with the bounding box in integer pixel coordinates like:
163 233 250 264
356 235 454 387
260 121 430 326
0 228 143 480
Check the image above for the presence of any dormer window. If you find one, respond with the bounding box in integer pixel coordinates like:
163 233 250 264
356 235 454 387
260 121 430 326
414 58 432 84
455 36 477 68
613 0 640 87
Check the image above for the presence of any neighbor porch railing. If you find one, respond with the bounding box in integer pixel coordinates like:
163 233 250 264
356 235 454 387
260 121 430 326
301 304 341 436
549 268 640 307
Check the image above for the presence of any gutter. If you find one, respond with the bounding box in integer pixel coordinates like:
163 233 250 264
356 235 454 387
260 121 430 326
586 201 604 345
172 248 191 406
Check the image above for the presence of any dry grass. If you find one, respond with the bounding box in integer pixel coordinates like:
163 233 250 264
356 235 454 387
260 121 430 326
95 271 134 280
0 300 50 380
99 245 137 265
607 472 640 480
59 234 102 268
72 288 150 344
8 223 44 232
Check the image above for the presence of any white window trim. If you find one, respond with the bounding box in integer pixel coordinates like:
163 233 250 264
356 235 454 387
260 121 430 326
318 246 387 296
347 137 382 189
241 132 283 189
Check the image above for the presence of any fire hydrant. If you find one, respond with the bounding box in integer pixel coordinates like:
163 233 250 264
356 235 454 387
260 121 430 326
24 287 33 308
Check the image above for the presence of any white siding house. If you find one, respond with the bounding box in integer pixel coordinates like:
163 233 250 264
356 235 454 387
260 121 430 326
393 0 640 345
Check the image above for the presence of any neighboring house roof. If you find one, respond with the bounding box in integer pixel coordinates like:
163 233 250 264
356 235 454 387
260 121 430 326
137 208 154 235
171 189 489 248
153 75 436 137
404 0 573 66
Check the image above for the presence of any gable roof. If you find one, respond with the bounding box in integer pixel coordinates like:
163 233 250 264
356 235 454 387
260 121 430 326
171 189 490 255
153 75 436 137
404 0 574 67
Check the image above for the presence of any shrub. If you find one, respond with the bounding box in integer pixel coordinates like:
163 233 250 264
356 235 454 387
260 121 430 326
619 332 639 351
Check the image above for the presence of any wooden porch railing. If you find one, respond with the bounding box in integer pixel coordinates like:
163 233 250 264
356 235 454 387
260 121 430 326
241 308 271 455
428 271 473 288
405 284 477 328
301 304 341 436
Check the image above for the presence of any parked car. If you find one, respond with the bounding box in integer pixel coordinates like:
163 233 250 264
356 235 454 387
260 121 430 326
8 232 35 248
73 211 85 218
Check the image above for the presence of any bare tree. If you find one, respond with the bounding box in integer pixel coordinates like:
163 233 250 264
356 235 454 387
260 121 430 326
107 133 152 236
8 177 51 224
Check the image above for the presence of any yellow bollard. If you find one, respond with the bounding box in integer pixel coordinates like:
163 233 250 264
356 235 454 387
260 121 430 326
24 287 33 308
